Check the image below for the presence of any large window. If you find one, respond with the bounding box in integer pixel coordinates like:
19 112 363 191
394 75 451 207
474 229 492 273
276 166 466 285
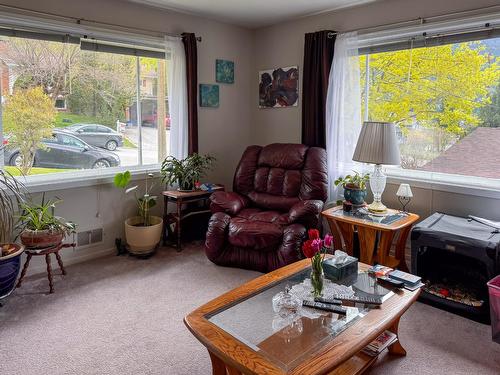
0 32 169 179
360 31 500 184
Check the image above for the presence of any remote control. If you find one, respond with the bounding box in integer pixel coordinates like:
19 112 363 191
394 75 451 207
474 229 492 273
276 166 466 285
333 294 383 305
314 297 342 305
302 300 347 315
377 276 405 288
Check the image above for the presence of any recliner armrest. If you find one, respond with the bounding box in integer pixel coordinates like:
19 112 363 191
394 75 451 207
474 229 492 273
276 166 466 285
209 191 249 216
287 200 324 225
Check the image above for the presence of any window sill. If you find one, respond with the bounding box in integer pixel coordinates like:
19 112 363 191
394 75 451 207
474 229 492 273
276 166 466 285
13 164 162 193
385 168 500 200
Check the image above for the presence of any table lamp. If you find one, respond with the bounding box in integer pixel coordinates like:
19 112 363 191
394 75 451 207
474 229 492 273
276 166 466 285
396 183 413 212
352 121 401 213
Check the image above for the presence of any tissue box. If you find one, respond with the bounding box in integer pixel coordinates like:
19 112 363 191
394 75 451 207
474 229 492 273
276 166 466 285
323 255 358 281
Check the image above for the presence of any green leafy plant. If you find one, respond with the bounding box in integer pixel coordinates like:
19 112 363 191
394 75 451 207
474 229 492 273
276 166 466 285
18 195 75 235
0 168 26 243
114 171 157 226
161 153 216 191
334 172 370 190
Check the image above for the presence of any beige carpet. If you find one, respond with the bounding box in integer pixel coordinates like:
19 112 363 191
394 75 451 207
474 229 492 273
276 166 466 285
0 243 499 375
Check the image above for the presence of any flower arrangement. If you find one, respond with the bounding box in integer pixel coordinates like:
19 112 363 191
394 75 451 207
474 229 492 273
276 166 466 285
302 229 334 297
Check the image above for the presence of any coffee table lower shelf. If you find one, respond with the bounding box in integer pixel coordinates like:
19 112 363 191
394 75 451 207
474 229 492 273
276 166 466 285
328 351 377 375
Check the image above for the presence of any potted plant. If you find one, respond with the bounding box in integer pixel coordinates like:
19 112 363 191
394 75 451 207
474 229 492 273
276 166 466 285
18 196 76 249
114 171 162 256
334 172 370 206
0 169 26 300
161 153 216 191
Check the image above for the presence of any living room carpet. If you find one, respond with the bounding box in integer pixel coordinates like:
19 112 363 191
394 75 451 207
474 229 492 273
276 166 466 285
0 242 499 375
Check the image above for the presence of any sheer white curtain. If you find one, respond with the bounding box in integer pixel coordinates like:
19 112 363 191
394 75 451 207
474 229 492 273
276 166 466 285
165 37 188 159
325 32 365 203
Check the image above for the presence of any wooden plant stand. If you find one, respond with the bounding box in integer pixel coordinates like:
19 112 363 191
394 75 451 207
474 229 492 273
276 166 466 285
16 242 75 294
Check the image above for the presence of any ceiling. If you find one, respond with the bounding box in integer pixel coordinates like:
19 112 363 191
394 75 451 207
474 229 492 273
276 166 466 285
128 0 380 28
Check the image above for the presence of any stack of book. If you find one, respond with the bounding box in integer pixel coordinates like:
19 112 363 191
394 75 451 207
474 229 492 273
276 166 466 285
362 330 397 357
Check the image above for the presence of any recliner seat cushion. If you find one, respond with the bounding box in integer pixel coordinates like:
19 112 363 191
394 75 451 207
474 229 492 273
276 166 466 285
228 218 283 250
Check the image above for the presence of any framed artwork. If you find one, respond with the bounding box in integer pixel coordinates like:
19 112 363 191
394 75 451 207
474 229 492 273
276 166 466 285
199 84 219 108
259 66 299 108
216 59 234 84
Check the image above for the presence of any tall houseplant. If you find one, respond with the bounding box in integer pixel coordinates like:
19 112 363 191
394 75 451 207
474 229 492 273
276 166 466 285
0 168 26 300
114 171 162 255
161 153 216 191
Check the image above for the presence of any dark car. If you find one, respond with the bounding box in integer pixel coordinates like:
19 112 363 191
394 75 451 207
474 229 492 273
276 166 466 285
4 130 120 169
62 124 124 151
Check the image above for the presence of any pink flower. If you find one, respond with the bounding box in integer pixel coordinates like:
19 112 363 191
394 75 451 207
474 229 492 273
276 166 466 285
324 234 334 248
311 238 322 253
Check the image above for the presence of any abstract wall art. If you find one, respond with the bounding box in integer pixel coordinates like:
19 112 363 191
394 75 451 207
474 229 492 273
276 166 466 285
199 84 219 108
259 66 299 108
216 59 234 84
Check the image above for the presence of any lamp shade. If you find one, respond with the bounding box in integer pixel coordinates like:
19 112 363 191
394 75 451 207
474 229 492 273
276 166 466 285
396 183 413 198
352 122 401 165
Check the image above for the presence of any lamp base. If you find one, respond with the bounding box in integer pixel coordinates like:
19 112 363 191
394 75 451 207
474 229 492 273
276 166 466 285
367 201 387 213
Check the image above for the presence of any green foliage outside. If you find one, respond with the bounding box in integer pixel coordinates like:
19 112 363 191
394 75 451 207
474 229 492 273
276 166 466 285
3 87 56 175
360 41 500 168
4 166 75 176
478 82 500 127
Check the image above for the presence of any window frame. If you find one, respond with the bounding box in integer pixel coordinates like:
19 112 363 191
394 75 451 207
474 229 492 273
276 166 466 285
0 11 169 189
358 13 500 195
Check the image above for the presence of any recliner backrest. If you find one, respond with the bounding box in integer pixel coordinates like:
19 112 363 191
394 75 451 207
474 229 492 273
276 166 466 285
233 143 328 211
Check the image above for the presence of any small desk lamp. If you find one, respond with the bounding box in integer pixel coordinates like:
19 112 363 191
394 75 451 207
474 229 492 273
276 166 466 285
352 121 401 213
396 183 413 212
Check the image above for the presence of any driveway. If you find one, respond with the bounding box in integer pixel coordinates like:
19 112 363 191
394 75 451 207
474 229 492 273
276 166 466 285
117 126 170 167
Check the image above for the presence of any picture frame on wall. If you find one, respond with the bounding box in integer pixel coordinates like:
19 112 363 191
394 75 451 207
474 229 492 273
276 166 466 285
259 66 299 108
199 84 220 108
216 59 234 84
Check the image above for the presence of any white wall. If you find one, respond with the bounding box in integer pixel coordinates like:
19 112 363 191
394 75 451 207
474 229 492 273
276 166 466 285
251 0 500 222
0 0 255 273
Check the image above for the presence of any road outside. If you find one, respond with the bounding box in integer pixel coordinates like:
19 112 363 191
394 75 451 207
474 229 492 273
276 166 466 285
116 126 170 167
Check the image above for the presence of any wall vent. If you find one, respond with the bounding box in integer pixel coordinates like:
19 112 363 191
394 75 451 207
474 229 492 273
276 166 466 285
76 228 103 247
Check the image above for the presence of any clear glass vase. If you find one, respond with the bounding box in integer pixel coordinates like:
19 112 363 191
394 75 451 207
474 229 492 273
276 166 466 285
311 255 324 297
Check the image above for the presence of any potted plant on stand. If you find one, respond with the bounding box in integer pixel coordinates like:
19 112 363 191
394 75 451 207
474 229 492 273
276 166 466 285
114 171 162 256
161 153 216 191
0 169 26 301
18 196 76 249
334 172 370 207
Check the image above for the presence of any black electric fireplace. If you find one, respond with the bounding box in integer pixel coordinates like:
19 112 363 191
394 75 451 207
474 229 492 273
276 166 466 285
411 213 500 323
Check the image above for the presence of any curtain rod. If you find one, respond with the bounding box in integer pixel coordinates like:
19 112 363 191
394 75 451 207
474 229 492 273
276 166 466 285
326 4 500 37
0 3 202 41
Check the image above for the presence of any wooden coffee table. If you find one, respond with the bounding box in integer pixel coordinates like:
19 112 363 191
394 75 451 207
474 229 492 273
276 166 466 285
185 257 420 375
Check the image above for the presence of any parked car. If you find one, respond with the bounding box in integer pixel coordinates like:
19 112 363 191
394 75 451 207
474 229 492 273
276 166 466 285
4 130 120 170
62 123 124 151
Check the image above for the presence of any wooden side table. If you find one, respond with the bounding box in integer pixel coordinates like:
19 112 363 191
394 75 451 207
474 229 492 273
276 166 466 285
322 206 419 271
162 185 224 251
16 242 75 294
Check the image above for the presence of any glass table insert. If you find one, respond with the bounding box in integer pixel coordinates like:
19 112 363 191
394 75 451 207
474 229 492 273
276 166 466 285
207 269 394 372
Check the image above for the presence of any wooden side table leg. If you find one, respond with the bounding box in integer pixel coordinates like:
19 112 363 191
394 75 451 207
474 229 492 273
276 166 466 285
162 195 169 246
387 317 407 356
46 254 54 294
395 226 412 272
377 231 394 266
208 351 227 375
357 227 377 265
55 251 66 275
16 253 32 288
176 199 182 252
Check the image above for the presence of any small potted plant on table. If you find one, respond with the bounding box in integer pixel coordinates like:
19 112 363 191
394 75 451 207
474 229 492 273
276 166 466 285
114 171 162 256
161 153 216 191
18 196 75 249
334 172 369 207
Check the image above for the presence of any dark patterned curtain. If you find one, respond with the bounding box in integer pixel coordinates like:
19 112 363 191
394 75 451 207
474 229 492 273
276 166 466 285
181 33 198 154
301 30 336 148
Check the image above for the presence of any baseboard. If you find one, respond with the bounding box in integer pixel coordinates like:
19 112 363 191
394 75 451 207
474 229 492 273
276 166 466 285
24 246 116 277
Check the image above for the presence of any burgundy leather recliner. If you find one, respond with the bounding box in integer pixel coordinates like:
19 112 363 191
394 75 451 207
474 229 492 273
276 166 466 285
205 143 328 273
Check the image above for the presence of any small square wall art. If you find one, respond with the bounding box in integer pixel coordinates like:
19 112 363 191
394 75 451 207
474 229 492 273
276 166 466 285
199 84 219 108
216 59 234 84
